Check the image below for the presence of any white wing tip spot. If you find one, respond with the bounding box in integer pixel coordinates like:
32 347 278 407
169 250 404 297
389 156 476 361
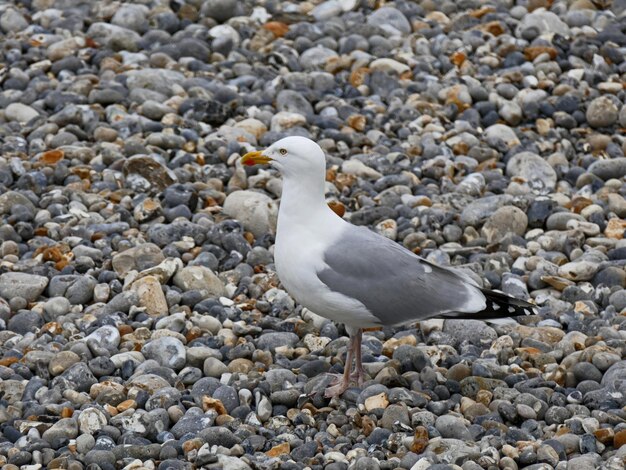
508 306 516 314
492 302 500 310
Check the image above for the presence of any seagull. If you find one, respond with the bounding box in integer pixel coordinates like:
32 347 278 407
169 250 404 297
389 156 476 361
241 136 535 398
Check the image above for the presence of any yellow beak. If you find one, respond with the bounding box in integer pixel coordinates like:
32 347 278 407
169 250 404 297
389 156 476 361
241 150 272 166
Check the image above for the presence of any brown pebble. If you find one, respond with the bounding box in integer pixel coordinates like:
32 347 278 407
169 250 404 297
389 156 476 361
215 414 234 426
263 21 289 38
411 426 429 453
202 396 228 415
116 399 137 412
266 442 290 457
594 427 614 444
361 415 375 436
614 429 626 448
605 218 626 239
327 201 346 218
182 438 203 454
39 149 65 164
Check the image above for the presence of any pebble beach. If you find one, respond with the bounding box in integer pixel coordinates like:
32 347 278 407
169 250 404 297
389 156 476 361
1 0 626 469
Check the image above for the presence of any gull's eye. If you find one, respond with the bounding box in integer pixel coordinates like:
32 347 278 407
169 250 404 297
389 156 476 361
279 148 287 156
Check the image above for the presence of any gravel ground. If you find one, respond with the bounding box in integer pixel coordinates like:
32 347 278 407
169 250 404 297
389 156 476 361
1 0 626 469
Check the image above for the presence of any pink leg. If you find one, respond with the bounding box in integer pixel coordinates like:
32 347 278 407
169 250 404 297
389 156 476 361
325 334 355 398
325 327 368 397
350 329 366 385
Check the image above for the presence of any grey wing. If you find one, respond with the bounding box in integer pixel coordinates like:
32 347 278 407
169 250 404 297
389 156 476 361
317 226 486 326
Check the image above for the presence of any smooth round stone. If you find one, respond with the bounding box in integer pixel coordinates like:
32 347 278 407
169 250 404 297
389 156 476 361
172 265 225 298
83 450 116 468
516 403 537 420
555 94 580 113
112 243 165 276
481 206 528 243
85 325 121 355
276 90 314 117
88 356 116 377
442 320 496 348
506 151 557 191
367 7 411 34
443 224 462 242
57 362 97 392
546 212 585 230
5 103 39 122
8 451 32 466
200 0 240 22
568 454 603 470
434 415 472 440
255 332 299 351
592 352 621 372
212 385 239 413
49 131 79 148
600 361 626 391
352 456 381 470
42 418 79 448
198 427 240 448
0 8 29 32
159 446 178 461
0 272 48 303
158 459 188 470
380 403 410 430
93 126 118 142
572 362 603 384
366 428 392 446
203 357 228 378
586 96 619 128
48 274 97 305
44 296 72 320
545 406 570 425
49 351 81 376
299 359 331 378
588 158 626 180
76 433 96 454
178 366 202 384
593 267 625 287
170 409 215 439
577 381 601 395
111 3 149 33
447 363 471 382
499 101 522 125
222 190 278 239
537 444 559 466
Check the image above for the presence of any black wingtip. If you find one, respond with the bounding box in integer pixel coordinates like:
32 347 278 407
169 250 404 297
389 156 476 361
440 288 537 320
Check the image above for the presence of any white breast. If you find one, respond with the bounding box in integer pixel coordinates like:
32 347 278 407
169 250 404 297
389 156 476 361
274 215 380 327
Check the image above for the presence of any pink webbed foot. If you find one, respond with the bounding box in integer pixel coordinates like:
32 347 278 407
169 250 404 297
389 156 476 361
324 376 351 398
350 366 367 386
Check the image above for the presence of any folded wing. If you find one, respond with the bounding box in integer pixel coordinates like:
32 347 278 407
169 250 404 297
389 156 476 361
317 225 489 326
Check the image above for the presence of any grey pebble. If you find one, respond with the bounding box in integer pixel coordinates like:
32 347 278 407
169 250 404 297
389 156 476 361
435 415 472 440
143 337 186 371
0 272 48 302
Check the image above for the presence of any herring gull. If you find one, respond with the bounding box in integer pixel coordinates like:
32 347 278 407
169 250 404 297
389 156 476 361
242 136 535 397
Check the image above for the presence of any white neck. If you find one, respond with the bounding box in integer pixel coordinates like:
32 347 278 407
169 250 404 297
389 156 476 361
277 171 341 235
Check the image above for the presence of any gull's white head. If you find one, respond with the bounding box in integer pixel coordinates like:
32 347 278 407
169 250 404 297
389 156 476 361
241 136 326 179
